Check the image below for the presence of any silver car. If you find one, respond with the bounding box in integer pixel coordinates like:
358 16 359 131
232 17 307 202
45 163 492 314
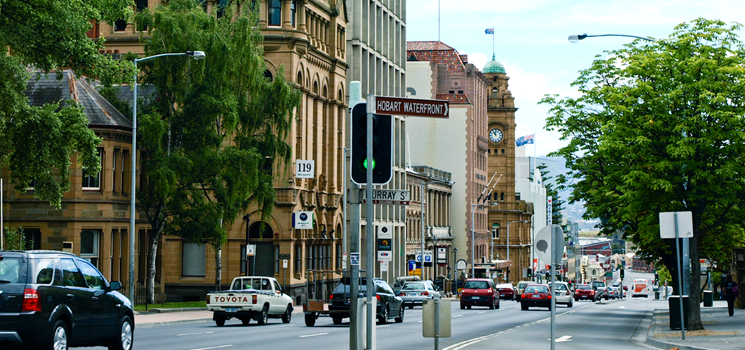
398 281 440 308
552 281 574 307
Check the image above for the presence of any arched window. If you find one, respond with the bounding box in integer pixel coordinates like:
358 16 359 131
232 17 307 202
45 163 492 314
268 0 281 26
264 70 273 82
297 71 303 84
500 192 504 201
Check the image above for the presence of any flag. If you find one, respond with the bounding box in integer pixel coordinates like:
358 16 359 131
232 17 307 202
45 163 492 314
485 28 494 34
516 134 535 147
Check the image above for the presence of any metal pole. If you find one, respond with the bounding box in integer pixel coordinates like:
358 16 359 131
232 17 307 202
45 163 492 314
348 83 362 350
421 182 426 281
129 60 138 304
507 222 510 281
1 178 4 250
343 148 348 271
365 95 375 350
674 212 685 339
245 214 250 275
471 204 475 278
434 298 440 350
550 247 556 350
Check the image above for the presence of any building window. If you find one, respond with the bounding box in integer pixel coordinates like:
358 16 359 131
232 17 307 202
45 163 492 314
182 242 206 277
295 244 302 274
241 245 247 275
83 149 102 190
114 19 127 31
291 0 297 27
80 229 101 268
274 246 280 273
492 223 500 239
268 0 281 26
336 243 342 270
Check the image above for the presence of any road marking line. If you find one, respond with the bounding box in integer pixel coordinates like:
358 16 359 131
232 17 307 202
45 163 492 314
556 335 572 342
190 346 232 350
478 311 487 314
378 325 390 328
453 315 463 318
178 331 214 336
299 333 329 338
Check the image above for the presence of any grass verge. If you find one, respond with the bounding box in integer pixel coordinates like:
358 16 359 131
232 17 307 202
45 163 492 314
134 301 206 311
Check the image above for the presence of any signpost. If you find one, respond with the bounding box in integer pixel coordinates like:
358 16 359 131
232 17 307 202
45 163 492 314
360 189 410 205
373 96 449 119
660 211 693 340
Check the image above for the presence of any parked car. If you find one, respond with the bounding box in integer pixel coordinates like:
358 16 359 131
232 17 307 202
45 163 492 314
326 277 404 325
607 286 621 299
398 280 440 309
575 284 598 301
515 281 532 301
0 250 134 350
392 275 421 294
495 283 515 300
460 279 500 310
552 282 573 307
520 284 552 310
207 276 293 326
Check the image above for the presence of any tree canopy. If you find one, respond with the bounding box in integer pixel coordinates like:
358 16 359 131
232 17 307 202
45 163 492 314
541 18 745 330
0 0 135 208
131 0 300 300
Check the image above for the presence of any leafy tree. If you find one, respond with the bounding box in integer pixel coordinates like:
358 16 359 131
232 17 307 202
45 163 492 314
0 0 136 208
541 18 745 330
132 0 299 301
2 226 31 250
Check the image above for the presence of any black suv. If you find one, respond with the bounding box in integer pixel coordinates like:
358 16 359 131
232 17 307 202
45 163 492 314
0 250 134 350
327 277 404 325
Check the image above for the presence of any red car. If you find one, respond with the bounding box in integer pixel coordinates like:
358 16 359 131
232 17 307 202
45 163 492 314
520 284 552 310
574 284 598 301
460 278 500 310
495 283 515 300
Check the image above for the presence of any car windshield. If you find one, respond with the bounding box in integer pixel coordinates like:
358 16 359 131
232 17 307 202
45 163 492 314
555 284 568 291
525 285 549 293
464 281 490 289
402 282 426 290
496 284 512 289
578 285 592 290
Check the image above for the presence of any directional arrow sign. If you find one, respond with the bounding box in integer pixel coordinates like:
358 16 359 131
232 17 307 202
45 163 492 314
373 96 449 119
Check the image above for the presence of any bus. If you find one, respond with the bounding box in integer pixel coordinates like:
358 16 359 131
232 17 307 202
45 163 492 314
632 279 649 298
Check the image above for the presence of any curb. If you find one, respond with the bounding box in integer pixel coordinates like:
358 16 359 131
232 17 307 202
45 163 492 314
644 309 709 350
137 318 214 329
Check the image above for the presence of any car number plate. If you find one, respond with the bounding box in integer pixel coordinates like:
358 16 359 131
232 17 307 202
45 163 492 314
226 308 238 313
534 294 539 298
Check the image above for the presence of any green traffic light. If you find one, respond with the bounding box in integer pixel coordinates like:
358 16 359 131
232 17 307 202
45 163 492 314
363 158 376 170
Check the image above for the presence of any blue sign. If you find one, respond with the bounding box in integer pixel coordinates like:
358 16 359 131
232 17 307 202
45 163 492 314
408 260 416 271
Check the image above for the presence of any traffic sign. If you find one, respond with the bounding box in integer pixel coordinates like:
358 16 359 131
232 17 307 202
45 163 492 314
373 96 449 118
246 244 256 256
295 160 314 178
360 189 411 205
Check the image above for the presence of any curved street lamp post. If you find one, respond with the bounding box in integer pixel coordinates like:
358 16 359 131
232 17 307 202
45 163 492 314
129 51 206 304
568 33 654 43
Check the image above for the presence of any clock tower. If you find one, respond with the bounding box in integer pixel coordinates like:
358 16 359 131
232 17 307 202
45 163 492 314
483 55 533 283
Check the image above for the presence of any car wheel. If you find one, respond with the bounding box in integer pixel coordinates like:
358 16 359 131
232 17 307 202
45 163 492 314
108 315 133 350
215 318 226 327
460 303 465 309
332 316 343 325
496 298 500 310
282 305 292 324
568 299 573 308
408 304 414 309
466 305 471 309
241 318 251 326
257 304 269 325
378 305 389 324
489 298 495 310
46 319 68 350
304 313 316 327
395 307 404 323
521 303 528 311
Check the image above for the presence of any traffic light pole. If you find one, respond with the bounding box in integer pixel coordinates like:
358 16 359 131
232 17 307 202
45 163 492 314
366 96 376 350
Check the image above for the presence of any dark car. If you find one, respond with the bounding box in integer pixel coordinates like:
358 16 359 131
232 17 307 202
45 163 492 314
460 278 500 310
328 277 404 324
520 284 552 310
574 284 598 301
0 250 134 350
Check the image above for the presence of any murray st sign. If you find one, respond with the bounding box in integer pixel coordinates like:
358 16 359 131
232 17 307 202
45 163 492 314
372 96 449 118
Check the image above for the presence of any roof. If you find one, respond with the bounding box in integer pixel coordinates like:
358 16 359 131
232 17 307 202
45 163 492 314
25 70 131 130
436 93 471 104
482 54 506 74
407 41 467 73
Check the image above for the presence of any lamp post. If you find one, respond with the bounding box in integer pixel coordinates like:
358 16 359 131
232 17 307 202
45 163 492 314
568 33 654 43
129 50 205 304
505 220 527 283
420 179 452 281
470 202 488 278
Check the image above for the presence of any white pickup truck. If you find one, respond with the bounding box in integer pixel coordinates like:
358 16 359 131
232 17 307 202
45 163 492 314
206 276 294 326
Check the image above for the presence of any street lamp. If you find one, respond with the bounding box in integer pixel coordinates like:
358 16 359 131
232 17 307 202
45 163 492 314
129 50 205 303
568 33 654 43
420 179 453 281
470 202 488 278
505 220 528 282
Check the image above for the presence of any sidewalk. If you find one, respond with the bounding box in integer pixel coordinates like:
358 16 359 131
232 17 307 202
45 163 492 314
134 304 306 328
647 300 744 350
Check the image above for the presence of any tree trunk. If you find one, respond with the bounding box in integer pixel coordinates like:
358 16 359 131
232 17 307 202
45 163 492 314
147 234 160 305
688 234 703 330
215 244 222 291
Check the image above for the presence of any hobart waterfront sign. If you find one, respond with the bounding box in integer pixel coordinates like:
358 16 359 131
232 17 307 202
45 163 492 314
373 96 449 118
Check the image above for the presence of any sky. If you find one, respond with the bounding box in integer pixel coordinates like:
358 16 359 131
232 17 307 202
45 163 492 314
405 0 745 156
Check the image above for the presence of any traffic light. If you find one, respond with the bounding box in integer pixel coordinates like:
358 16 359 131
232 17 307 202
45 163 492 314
654 272 659 283
350 103 393 185
527 268 532 278
620 268 625 279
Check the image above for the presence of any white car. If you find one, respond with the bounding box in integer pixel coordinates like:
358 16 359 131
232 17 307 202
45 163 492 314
207 276 294 326
552 281 573 307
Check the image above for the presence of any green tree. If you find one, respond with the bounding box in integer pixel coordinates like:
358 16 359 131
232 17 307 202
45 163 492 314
541 18 745 330
0 0 136 208
3 226 30 250
133 0 299 302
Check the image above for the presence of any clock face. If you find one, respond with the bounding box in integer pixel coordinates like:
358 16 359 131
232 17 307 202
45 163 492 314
489 128 504 143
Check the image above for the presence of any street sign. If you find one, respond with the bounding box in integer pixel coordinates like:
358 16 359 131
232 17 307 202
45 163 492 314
381 261 388 271
292 211 313 229
279 254 290 260
246 244 256 256
456 259 467 271
350 252 360 266
295 160 315 178
373 96 449 118
378 251 392 261
283 259 288 268
423 250 433 267
659 211 693 238
360 189 410 205
437 247 448 266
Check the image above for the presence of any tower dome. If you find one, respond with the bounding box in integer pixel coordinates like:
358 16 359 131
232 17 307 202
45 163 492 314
482 54 506 74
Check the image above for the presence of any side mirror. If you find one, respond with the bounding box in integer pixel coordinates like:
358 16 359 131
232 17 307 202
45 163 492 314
110 281 122 291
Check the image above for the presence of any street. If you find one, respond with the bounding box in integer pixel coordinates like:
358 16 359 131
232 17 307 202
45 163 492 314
81 274 666 350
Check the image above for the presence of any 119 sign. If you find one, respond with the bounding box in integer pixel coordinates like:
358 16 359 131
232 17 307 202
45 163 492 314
296 160 315 179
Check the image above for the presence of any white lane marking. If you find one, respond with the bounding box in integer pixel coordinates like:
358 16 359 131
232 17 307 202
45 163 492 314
299 333 329 338
556 335 573 342
453 315 463 318
418 320 423 323
478 311 487 314
619 306 626 308
178 331 214 336
378 325 390 328
190 346 232 350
